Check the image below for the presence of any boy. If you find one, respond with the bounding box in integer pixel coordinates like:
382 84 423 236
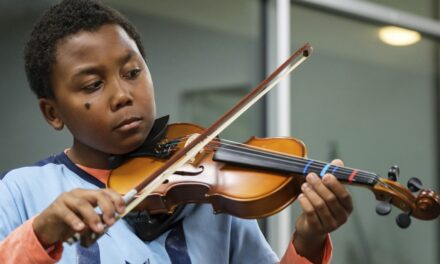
0 0 353 263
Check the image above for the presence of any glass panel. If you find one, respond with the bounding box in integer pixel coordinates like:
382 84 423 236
289 5 438 264
181 87 258 141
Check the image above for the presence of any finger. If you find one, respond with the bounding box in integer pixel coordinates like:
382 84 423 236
64 193 104 233
331 159 344 167
297 193 323 231
72 189 122 225
94 191 117 226
322 174 353 213
306 173 349 224
301 181 337 232
54 202 86 232
103 189 126 214
328 159 344 177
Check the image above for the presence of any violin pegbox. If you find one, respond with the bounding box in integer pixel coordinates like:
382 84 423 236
375 165 400 216
372 166 440 228
375 166 400 216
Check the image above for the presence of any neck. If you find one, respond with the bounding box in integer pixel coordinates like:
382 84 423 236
67 140 112 169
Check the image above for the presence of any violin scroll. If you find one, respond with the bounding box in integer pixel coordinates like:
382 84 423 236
372 171 440 228
414 189 440 219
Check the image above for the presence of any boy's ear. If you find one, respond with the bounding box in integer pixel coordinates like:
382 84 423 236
39 98 64 130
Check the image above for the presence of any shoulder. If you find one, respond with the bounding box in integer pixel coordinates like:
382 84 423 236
1 152 102 190
0 154 67 226
0 153 88 222
0 153 70 203
1 153 66 185
0 152 91 205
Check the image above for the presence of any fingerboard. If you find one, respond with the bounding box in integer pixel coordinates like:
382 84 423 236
213 143 379 186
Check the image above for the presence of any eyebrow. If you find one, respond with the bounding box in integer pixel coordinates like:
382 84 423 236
71 51 137 80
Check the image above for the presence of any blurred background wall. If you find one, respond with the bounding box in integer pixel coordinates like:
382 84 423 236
0 0 438 263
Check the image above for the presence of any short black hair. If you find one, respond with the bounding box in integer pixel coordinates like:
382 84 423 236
24 0 145 99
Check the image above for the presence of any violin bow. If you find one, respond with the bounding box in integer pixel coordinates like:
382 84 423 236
68 43 314 246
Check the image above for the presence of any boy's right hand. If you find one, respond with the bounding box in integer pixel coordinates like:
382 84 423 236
32 188 125 248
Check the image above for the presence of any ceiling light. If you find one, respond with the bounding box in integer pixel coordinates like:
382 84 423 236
378 26 421 46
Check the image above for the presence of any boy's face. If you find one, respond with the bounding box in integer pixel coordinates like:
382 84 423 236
44 24 156 156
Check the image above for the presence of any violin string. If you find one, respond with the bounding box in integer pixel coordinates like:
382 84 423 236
206 141 400 191
203 144 400 192
205 145 379 184
212 139 371 173
214 139 398 190
172 135 379 182
169 136 392 189
173 135 374 179
204 139 380 183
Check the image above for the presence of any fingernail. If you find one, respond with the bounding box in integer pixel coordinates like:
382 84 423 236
307 173 319 183
301 183 308 191
323 174 332 182
96 222 104 232
75 222 85 230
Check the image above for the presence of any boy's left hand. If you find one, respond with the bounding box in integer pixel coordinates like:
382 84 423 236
293 159 353 262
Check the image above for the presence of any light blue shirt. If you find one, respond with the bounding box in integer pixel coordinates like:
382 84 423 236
0 152 278 263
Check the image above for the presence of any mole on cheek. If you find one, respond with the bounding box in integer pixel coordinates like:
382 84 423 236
85 102 91 109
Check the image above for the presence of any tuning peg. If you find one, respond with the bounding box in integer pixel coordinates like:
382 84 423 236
387 165 400 181
376 200 392 216
407 177 423 192
396 212 411 228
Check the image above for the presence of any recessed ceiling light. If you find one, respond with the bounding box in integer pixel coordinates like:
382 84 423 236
378 26 421 46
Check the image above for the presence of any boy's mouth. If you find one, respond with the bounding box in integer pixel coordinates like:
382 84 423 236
114 117 143 131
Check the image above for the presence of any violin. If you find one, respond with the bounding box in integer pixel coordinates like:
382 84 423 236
69 43 440 247
108 121 440 223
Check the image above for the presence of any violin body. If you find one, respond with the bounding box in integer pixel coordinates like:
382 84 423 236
109 123 309 218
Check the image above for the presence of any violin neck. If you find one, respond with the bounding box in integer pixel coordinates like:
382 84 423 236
213 143 379 186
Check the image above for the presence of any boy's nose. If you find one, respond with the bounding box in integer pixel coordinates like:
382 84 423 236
110 83 133 111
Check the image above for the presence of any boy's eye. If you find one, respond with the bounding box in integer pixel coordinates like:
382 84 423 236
124 68 142 80
83 80 103 92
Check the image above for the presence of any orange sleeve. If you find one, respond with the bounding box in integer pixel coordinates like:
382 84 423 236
0 217 63 264
280 235 332 264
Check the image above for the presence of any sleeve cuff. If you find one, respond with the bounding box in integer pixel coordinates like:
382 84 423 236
29 216 64 261
0 216 63 263
280 234 332 264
